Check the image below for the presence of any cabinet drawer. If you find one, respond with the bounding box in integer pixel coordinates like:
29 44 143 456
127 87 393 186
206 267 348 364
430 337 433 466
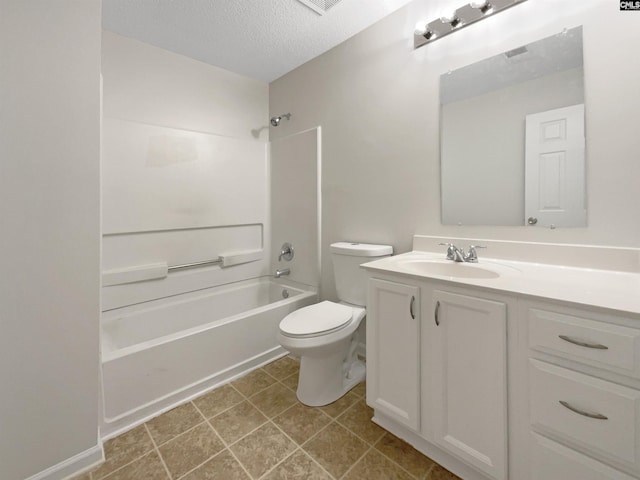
531 433 636 480
528 308 640 377
530 359 640 467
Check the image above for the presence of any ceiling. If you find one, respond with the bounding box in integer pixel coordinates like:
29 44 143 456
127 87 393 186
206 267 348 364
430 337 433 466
102 0 415 83
441 26 583 104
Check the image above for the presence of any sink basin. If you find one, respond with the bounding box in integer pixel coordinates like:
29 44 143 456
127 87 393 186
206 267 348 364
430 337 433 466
397 259 502 279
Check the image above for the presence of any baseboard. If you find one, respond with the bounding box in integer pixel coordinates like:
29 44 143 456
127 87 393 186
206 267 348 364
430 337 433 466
25 444 104 480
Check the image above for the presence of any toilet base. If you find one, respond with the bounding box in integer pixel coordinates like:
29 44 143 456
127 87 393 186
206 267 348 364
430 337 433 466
296 352 366 407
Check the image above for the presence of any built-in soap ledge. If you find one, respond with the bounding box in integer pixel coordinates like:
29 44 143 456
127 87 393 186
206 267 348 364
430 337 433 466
412 235 640 274
102 249 263 286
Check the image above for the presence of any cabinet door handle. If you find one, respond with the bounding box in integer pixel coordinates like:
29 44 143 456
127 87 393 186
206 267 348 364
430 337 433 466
434 301 440 326
559 400 608 420
409 296 415 319
558 335 608 350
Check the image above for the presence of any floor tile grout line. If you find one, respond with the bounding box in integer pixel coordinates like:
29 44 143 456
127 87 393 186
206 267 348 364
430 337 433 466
254 446 301 480
212 413 269 450
243 385 297 422
298 417 339 452
334 416 386 450
370 437 430 480
424 463 437 480
151 416 209 450
190 401 255 480
173 448 228 480
221 419 286 480
91 429 160 480
264 422 338 480
232 370 281 399
143 423 173 480
192 387 246 421
337 444 374 480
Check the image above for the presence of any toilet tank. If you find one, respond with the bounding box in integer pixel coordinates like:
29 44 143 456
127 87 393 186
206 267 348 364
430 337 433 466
330 242 393 306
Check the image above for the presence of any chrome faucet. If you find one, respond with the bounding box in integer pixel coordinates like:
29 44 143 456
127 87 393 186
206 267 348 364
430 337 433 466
439 243 486 263
278 242 294 262
275 268 290 278
439 243 466 262
465 245 486 263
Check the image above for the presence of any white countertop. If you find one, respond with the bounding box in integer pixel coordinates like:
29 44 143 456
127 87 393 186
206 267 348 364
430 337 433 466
362 251 640 317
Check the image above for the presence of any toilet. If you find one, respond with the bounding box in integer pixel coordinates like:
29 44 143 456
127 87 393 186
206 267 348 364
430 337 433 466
277 242 393 406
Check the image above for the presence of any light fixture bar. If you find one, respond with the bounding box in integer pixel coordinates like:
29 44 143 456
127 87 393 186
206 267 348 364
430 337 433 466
414 0 529 49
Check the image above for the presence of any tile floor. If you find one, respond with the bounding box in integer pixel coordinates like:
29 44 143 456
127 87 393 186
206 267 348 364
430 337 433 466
73 356 460 480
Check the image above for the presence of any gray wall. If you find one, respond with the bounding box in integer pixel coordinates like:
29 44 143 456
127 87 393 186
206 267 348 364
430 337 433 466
0 1 102 478
270 0 640 300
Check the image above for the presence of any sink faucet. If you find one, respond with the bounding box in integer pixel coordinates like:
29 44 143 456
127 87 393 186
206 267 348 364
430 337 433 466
439 243 466 262
275 268 290 278
439 243 486 263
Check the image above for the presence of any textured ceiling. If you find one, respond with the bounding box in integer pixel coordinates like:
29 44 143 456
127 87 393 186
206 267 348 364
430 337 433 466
102 0 415 83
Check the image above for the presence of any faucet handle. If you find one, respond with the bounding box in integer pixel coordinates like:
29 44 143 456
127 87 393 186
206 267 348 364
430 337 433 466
438 242 456 261
465 245 486 263
278 242 294 262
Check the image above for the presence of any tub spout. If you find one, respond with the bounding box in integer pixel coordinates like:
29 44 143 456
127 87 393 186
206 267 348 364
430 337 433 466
275 268 290 278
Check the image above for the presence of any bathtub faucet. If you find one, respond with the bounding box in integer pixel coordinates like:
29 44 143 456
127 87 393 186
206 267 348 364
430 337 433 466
275 268 290 278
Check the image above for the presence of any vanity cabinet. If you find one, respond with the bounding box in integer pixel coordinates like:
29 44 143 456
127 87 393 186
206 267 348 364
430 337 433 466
366 278 421 431
361 237 640 480
426 290 507 480
366 274 509 480
524 300 640 479
365 270 640 480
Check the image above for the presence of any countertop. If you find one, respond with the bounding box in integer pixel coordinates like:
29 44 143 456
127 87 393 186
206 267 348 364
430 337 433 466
362 251 640 317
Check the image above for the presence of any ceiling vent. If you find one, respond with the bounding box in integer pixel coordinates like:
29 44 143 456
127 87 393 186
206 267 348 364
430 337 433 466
296 0 343 15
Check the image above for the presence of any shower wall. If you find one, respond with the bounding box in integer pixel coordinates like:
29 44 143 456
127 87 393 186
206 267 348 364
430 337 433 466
270 128 321 290
101 32 270 310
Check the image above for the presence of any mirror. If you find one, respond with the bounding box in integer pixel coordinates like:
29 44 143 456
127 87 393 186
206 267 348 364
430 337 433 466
440 27 585 227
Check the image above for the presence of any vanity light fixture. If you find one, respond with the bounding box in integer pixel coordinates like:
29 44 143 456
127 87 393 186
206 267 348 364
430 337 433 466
414 0 528 49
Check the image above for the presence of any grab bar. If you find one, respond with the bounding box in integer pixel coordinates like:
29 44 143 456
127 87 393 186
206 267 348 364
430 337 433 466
103 250 264 286
168 250 263 272
168 258 222 272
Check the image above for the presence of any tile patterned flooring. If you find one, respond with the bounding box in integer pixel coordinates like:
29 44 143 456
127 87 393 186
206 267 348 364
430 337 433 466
74 356 460 480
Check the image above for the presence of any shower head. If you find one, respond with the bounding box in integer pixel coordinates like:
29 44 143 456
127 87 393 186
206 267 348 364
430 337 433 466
270 113 291 127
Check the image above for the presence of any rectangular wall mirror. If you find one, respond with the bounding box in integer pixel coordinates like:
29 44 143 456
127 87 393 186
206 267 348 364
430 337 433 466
440 26 585 228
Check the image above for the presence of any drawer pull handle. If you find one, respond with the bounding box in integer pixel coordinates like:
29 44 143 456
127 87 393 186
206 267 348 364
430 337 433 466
558 335 608 350
434 301 440 326
559 400 608 420
410 296 415 320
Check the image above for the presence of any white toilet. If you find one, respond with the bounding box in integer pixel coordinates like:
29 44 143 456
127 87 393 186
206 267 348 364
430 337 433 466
277 242 393 406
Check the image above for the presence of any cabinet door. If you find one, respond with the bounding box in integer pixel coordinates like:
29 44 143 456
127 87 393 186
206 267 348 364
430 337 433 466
429 290 507 480
367 278 420 431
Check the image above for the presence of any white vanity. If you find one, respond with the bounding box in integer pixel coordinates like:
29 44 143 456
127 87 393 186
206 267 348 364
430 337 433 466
362 235 640 480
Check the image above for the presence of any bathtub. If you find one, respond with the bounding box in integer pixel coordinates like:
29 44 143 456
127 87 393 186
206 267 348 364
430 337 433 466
100 278 317 437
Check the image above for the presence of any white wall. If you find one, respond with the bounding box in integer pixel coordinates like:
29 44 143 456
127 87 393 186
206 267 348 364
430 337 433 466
101 33 270 311
269 0 640 300
102 32 269 141
271 129 321 289
0 1 102 479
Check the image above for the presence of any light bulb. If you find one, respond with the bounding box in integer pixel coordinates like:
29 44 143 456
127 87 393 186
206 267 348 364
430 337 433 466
439 6 457 23
414 21 427 35
471 0 493 15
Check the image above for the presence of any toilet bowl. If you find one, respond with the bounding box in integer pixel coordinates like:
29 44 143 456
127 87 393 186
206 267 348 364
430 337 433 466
278 301 366 406
277 242 392 406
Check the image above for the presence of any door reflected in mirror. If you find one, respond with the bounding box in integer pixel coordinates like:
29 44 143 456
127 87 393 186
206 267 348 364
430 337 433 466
440 26 585 227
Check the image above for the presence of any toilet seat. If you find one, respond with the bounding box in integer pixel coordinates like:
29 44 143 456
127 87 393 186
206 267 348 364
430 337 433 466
279 301 353 338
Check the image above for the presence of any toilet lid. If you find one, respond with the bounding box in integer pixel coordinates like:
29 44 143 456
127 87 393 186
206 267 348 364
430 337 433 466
280 301 353 337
